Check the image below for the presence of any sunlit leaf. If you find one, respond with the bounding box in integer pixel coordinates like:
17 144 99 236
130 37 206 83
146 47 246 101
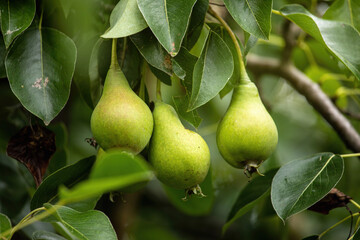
59 151 153 203
0 213 11 239
323 0 360 32
44 204 117 240
90 150 151 193
101 0 148 38
280 4 360 81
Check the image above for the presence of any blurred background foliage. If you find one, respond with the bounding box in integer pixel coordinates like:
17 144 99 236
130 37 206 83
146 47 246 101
1 0 360 239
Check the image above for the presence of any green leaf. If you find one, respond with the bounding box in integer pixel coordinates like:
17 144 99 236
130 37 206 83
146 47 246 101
244 31 258 56
137 0 196 56
149 65 171 86
171 48 202 127
120 39 142 89
224 0 272 39
60 151 153 203
0 34 6 78
60 172 152 203
32 231 67 240
172 47 198 91
0 0 36 48
88 38 108 108
30 156 96 211
163 168 214 216
44 204 117 240
222 168 278 234
189 31 234 111
271 152 344 222
280 4 360 81
5 27 77 125
131 28 172 76
184 0 209 50
173 95 202 128
101 0 148 38
90 150 151 193
208 23 242 98
189 25 210 57
0 213 11 238
323 0 360 32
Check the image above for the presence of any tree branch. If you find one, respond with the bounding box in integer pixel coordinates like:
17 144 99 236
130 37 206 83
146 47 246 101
246 55 360 153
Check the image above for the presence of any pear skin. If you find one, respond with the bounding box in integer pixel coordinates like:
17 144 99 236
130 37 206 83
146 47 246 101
149 102 210 190
216 79 278 172
90 56 153 154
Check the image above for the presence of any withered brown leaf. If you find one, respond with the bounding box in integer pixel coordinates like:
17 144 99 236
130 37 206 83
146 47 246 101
6 125 56 187
308 188 351 215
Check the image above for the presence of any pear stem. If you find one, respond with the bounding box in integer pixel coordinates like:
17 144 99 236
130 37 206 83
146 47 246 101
120 37 127 68
156 79 162 101
208 6 249 84
340 153 360 158
139 63 147 101
111 38 118 68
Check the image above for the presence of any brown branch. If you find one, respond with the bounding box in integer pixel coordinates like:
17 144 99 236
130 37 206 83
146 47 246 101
246 54 360 153
337 108 360 121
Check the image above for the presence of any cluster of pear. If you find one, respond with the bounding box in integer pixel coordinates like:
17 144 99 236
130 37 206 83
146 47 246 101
90 40 278 196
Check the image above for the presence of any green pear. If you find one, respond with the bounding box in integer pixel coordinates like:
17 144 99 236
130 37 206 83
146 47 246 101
149 102 210 192
91 42 153 154
216 75 278 174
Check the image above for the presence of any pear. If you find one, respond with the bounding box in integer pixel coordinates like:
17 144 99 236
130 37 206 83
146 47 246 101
216 74 278 174
91 40 153 154
149 102 210 193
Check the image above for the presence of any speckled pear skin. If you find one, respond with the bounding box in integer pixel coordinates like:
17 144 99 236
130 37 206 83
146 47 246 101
216 80 278 169
90 63 153 154
149 102 210 189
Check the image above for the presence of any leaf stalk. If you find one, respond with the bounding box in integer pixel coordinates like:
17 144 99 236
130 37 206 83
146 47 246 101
208 6 248 84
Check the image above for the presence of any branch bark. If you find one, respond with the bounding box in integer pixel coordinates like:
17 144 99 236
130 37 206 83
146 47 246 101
246 55 360 153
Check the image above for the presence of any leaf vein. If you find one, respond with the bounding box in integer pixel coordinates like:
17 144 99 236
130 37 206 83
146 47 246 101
245 0 266 37
286 154 336 216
